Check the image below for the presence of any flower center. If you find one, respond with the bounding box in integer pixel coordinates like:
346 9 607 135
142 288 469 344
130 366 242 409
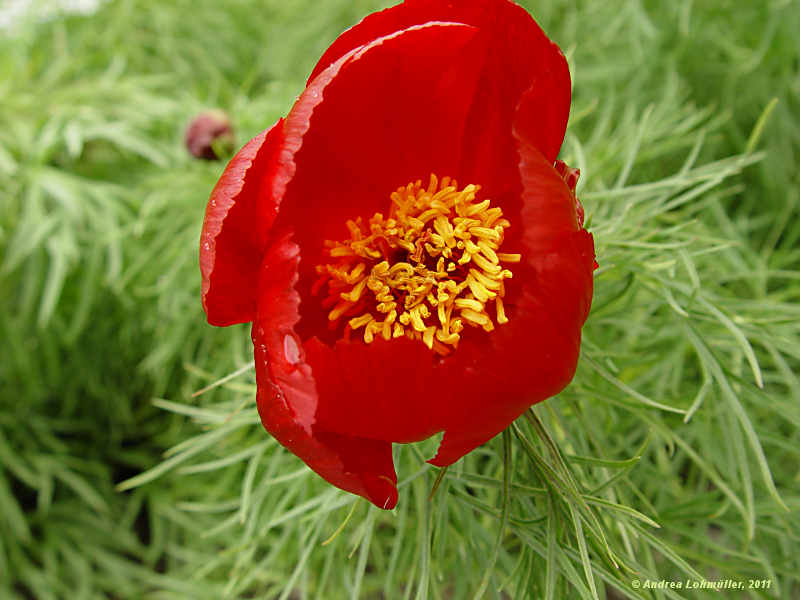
314 174 520 355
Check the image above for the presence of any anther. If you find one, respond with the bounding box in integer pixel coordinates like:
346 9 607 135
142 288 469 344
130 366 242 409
314 174 519 354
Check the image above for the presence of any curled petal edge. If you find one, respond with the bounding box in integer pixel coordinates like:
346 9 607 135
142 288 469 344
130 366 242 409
200 119 286 326
429 124 596 468
253 233 399 510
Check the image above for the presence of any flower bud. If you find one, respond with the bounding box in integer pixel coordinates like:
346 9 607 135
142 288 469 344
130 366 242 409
184 110 234 160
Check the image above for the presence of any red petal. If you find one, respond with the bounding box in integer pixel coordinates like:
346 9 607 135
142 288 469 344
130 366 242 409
278 22 484 280
309 0 571 169
454 5 570 198
200 119 286 326
430 146 595 466
509 56 572 173
252 232 398 509
427 284 584 466
510 140 594 366
305 336 446 444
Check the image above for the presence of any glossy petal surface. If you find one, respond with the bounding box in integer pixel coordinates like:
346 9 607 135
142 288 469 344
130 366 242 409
309 0 571 166
278 21 484 276
253 232 399 509
200 120 286 326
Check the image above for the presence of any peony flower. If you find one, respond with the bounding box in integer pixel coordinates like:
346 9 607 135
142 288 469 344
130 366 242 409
199 0 595 510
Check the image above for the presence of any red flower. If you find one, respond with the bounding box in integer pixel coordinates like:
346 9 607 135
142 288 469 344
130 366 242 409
200 0 595 510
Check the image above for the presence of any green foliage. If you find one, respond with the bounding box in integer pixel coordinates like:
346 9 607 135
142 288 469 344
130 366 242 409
0 0 798 598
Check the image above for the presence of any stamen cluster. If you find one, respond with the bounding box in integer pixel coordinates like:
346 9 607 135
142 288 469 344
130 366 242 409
314 175 520 355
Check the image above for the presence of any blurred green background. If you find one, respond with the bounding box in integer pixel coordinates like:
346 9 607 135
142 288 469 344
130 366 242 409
1 0 798 598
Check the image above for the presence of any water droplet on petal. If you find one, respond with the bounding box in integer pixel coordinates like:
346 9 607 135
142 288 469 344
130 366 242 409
283 333 301 365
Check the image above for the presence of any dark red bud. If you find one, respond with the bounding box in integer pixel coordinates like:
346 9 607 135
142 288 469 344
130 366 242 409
185 110 234 160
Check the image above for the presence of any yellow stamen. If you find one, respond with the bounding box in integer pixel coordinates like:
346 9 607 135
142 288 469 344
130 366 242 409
454 298 485 312
422 326 436 350
471 252 502 275
477 240 498 263
436 330 460 345
469 226 501 242
465 199 490 217
466 274 495 302
348 313 373 330
409 308 427 332
496 297 509 325
329 300 356 321
381 319 392 341
342 277 368 302
364 320 377 343
482 208 504 227
460 309 492 329
314 174 520 355
469 267 504 291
